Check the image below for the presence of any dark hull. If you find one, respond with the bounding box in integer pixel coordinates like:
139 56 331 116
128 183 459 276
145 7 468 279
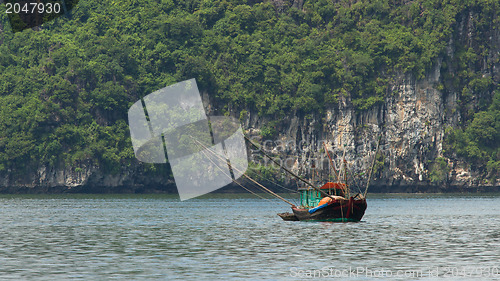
277 212 300 221
288 197 367 222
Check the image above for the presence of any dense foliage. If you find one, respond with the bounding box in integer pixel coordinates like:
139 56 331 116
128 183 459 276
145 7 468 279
0 0 498 180
438 1 499 181
445 91 500 181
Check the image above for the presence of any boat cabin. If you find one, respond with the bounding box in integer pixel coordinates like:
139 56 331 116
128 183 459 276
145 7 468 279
298 182 346 208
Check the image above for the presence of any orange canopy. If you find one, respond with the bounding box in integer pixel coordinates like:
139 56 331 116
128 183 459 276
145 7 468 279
320 182 347 190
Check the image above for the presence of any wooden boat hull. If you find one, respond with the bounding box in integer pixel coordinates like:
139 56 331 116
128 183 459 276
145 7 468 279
277 212 300 221
286 197 367 222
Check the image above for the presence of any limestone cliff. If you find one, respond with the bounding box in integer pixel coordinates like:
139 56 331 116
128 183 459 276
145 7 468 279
241 8 500 191
0 2 498 193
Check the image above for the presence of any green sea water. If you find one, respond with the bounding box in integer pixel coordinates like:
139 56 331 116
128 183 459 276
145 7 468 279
0 193 499 280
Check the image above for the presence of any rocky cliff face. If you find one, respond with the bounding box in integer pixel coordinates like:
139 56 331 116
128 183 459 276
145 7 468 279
0 5 497 193
243 9 500 191
0 161 176 193
244 67 459 192
245 75 498 192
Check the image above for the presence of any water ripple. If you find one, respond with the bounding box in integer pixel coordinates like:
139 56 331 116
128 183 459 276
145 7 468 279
0 194 499 280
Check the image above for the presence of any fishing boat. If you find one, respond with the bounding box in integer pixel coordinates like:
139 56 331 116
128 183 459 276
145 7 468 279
278 183 367 222
274 157 371 222
245 135 381 222
193 134 380 223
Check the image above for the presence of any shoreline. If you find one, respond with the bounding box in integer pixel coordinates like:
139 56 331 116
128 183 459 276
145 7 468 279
0 183 499 194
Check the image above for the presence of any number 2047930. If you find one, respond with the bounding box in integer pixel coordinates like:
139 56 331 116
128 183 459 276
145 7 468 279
5 2 62 14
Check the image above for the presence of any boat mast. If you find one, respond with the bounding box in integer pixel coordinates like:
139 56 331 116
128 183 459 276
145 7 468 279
340 136 349 198
311 162 315 187
363 134 382 198
323 142 340 182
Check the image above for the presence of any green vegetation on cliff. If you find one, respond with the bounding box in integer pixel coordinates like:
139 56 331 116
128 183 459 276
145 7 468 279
0 0 498 181
445 91 500 181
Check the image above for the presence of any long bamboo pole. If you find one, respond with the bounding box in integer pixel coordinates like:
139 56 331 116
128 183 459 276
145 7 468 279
341 144 349 198
192 138 296 206
363 134 382 198
323 142 340 182
197 145 275 202
244 136 337 200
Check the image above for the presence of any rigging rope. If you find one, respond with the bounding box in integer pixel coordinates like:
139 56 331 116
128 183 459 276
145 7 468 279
247 176 299 205
244 135 337 200
247 167 299 194
364 134 382 198
197 146 275 202
323 142 341 182
192 138 296 207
